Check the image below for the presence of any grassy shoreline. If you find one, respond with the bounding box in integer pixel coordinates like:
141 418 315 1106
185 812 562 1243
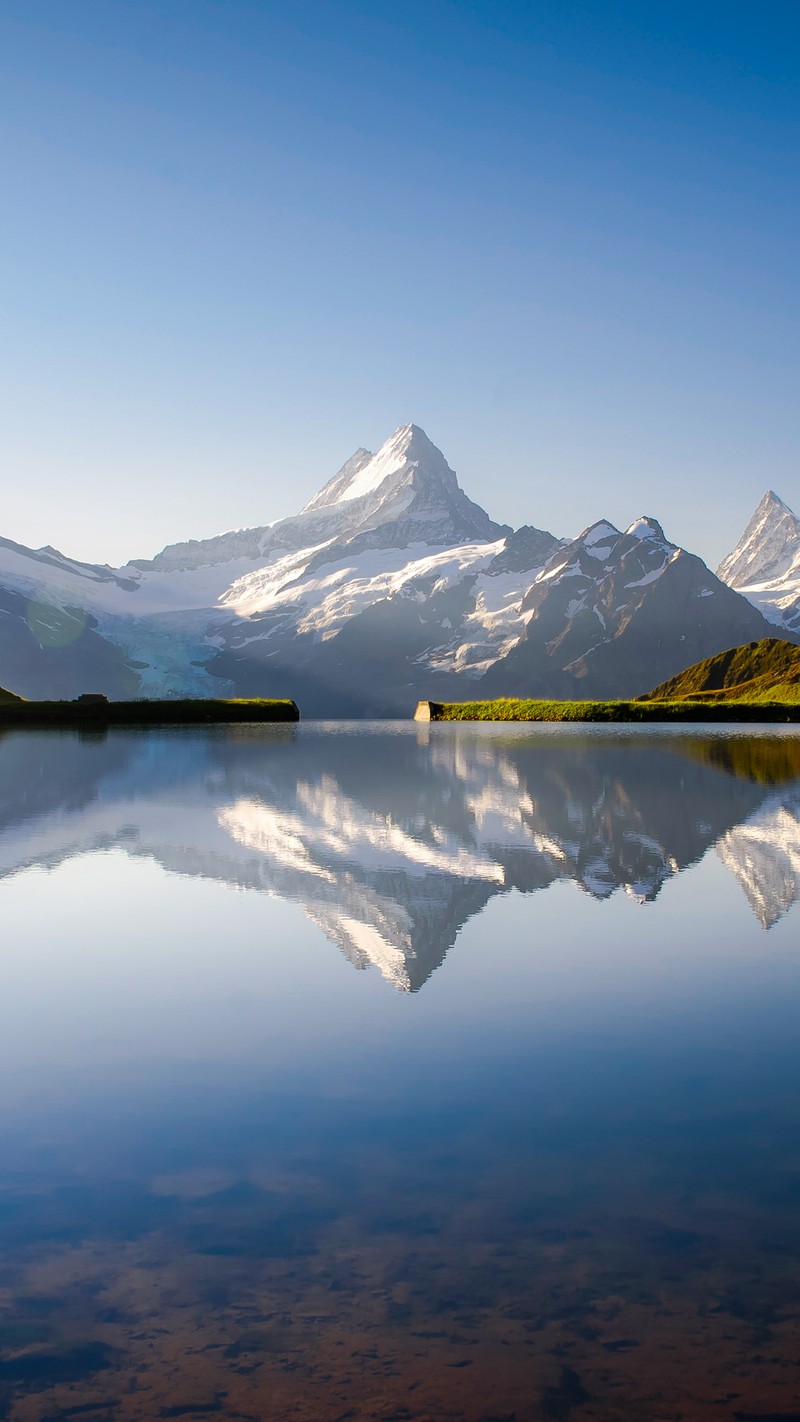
0 698 300 726
414 698 800 723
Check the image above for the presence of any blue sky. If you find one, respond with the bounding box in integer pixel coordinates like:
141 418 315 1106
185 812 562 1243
1 0 798 566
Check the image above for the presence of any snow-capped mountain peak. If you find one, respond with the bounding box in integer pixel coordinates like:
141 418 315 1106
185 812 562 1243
575 517 669 555
717 489 800 634
128 423 504 577
625 516 667 542
302 423 442 512
298 422 503 549
718 490 800 587
298 446 374 514
291 422 507 554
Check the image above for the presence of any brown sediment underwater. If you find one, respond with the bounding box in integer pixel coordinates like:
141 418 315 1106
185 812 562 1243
3 1164 800 1422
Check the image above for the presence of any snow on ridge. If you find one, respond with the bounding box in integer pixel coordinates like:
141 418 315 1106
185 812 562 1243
624 559 669 590
423 562 546 677
538 560 570 582
301 422 449 511
299 447 374 515
626 517 666 542
334 423 418 504
294 541 504 642
224 539 505 644
0 534 269 619
221 541 336 615
582 521 620 547
726 579 800 630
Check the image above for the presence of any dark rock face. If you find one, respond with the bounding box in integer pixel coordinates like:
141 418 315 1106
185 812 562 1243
487 524 563 574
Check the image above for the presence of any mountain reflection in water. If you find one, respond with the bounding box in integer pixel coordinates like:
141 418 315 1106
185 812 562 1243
1 723 799 989
2 725 800 1422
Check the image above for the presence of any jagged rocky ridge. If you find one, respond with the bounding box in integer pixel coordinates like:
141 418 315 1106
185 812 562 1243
718 490 800 635
0 424 794 712
1 728 798 991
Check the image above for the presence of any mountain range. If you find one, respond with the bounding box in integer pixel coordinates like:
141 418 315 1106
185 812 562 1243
1 424 798 713
1 727 798 990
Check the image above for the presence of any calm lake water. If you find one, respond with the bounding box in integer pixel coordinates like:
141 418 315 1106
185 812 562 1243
1 722 800 1422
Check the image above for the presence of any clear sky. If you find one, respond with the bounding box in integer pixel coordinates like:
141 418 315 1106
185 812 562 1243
1 0 798 568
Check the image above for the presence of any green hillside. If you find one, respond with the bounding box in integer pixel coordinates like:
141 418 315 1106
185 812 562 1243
643 638 800 704
0 684 23 703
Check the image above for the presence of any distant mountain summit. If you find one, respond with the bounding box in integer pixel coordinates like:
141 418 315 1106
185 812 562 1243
133 424 506 574
300 422 505 546
717 490 800 634
718 491 800 586
0 425 793 711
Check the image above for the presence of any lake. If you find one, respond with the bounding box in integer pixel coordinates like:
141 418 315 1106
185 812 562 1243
1 722 800 1422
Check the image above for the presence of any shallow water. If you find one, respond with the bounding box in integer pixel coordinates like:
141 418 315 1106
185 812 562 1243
1 721 800 1421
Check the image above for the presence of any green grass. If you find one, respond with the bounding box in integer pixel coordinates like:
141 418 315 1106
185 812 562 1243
416 638 800 723
0 697 300 726
643 638 800 704
421 697 800 723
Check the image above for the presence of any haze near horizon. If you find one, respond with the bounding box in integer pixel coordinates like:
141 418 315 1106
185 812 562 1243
1 0 798 566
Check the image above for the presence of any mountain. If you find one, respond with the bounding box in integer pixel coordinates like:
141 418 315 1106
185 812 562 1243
0 683 21 703
717 491 800 634
478 515 781 700
0 424 791 713
644 638 800 703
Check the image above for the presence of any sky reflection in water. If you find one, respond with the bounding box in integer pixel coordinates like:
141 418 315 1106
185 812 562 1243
0 723 799 1422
